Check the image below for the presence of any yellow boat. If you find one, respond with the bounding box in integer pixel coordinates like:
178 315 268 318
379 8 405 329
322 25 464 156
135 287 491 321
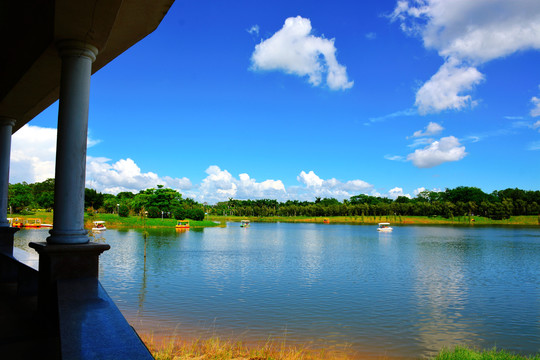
11 218 24 228
23 218 42 228
175 220 190 229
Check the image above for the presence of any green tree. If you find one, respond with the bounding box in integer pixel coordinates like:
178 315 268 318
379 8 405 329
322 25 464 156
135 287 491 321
37 192 54 209
147 206 160 218
118 204 130 217
8 182 34 212
186 208 205 221
85 188 104 209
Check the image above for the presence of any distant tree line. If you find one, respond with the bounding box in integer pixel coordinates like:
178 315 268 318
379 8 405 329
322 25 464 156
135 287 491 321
8 179 205 221
214 187 540 220
7 180 540 220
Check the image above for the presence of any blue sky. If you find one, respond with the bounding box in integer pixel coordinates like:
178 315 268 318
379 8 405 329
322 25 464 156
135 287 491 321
11 0 540 204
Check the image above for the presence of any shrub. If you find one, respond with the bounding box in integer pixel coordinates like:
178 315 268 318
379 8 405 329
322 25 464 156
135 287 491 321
147 206 161 218
119 204 130 217
174 208 187 220
186 208 205 221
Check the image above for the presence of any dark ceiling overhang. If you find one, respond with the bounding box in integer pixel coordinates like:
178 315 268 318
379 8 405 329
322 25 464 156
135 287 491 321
0 0 175 133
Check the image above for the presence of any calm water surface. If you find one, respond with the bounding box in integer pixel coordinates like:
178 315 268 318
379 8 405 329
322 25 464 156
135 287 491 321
15 223 540 359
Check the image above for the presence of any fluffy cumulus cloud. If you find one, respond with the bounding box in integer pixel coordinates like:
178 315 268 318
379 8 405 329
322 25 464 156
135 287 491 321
414 59 484 114
9 126 418 203
185 168 378 203
388 187 411 199
391 0 540 114
294 171 373 200
193 166 287 204
11 125 191 194
407 136 467 168
11 125 57 183
86 157 191 194
251 16 353 90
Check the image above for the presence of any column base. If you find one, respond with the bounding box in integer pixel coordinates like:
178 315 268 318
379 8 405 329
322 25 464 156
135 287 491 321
0 226 20 255
0 226 20 281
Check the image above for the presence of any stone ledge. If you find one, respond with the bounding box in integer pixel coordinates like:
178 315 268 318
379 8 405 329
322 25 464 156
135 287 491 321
58 278 153 360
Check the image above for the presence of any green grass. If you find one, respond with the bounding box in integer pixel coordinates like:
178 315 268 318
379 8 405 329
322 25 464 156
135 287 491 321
434 347 540 360
141 336 540 360
84 213 222 229
208 215 540 226
8 211 221 229
8 212 539 229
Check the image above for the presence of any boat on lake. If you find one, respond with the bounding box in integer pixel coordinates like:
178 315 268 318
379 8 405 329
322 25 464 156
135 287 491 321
23 218 42 228
240 220 250 228
377 222 393 232
323 218 330 224
11 218 23 228
175 220 190 229
92 221 106 232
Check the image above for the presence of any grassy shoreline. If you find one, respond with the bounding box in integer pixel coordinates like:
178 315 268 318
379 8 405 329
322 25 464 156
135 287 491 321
208 214 540 226
7 212 539 228
141 334 540 360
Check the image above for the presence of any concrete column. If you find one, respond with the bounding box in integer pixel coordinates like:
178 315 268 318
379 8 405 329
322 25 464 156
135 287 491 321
0 117 16 228
47 40 98 244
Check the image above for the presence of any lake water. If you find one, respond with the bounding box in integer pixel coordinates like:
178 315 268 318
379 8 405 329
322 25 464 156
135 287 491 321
14 223 540 359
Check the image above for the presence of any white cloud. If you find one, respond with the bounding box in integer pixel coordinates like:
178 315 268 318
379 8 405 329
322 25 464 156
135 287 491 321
247 25 259 36
415 59 484 114
407 136 467 168
367 108 416 124
531 96 540 117
533 120 540 131
391 0 540 113
9 126 416 204
411 121 444 138
408 137 434 148
297 170 324 187
11 125 191 194
384 154 405 161
11 125 57 183
192 166 287 204
86 157 192 194
250 16 353 90
11 125 104 184
388 187 411 199
294 170 373 200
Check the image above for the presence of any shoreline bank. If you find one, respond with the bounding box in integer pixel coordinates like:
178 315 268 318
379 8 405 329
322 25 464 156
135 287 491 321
7 212 539 229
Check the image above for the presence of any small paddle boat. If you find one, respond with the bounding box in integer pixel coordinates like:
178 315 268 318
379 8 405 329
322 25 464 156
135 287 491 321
240 220 250 228
92 221 106 232
377 222 393 232
175 220 190 229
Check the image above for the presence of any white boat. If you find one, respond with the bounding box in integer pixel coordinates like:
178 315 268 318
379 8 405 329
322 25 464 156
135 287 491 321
377 222 393 232
92 221 106 231
240 220 250 228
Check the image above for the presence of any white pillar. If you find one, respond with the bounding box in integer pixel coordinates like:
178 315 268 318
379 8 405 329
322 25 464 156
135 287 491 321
0 117 16 228
47 40 98 244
